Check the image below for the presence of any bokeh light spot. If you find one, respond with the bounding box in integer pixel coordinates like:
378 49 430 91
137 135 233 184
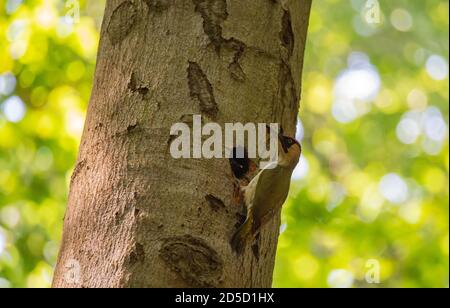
6 0 23 15
0 73 17 96
0 228 6 255
294 254 320 281
379 173 409 204
0 206 21 228
398 201 422 224
2 96 26 123
390 8 413 32
407 89 428 111
425 55 449 81
292 156 309 180
332 52 381 123
396 117 421 144
327 269 354 288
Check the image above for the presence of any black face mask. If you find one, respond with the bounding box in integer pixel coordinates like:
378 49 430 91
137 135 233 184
279 135 298 153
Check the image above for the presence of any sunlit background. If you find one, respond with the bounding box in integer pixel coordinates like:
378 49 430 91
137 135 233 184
0 0 448 288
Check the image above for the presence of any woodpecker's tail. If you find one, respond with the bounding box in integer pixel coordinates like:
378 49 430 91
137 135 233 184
230 219 252 254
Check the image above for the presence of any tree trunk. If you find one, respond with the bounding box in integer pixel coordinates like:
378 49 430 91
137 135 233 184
53 0 311 288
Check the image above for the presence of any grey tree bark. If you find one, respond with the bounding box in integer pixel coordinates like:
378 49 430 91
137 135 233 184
53 0 311 288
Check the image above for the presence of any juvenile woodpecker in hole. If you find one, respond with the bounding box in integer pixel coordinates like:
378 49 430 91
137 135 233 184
231 130 301 254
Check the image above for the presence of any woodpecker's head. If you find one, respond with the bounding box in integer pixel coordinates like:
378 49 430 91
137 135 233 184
278 132 301 168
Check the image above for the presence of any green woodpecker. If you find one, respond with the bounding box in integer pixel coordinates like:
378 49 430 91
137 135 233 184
231 132 301 254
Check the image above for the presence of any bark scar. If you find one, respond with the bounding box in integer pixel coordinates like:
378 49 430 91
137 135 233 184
192 0 228 49
128 242 145 265
128 73 150 98
279 62 297 109
280 9 294 60
192 0 247 81
225 39 247 82
71 159 87 182
107 1 137 45
127 123 139 133
144 0 171 12
187 62 219 119
205 194 226 211
273 9 298 133
159 235 223 287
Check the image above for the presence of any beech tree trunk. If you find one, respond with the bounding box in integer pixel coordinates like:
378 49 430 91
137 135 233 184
53 0 311 288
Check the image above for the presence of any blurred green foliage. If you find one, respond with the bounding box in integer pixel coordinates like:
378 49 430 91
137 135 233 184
0 0 448 288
